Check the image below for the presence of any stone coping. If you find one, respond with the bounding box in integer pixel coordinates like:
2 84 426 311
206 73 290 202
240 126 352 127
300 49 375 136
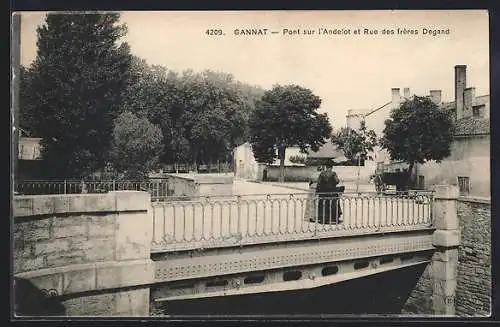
457 196 491 204
166 173 234 184
14 259 154 297
13 191 150 218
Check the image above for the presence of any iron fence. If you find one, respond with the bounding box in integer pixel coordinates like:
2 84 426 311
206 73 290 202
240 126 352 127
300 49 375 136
16 179 173 201
150 191 434 252
162 162 233 174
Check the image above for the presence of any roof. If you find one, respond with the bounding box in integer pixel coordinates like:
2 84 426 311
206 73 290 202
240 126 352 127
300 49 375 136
441 101 455 111
306 142 347 161
454 117 490 136
441 95 489 111
473 94 489 107
362 101 392 118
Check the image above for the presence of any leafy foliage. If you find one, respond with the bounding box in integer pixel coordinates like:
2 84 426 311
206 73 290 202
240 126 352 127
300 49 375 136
109 111 164 179
19 66 37 135
380 95 454 187
22 13 132 178
249 85 332 181
123 64 264 167
20 13 267 178
289 154 307 165
331 120 378 163
122 56 186 164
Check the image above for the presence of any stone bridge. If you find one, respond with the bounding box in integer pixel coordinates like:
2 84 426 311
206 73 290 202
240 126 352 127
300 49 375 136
12 186 464 317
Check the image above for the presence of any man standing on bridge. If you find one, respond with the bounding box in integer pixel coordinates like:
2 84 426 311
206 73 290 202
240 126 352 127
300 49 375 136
314 161 343 224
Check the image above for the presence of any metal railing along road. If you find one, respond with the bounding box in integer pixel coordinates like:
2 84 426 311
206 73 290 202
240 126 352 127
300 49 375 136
150 191 434 252
16 179 173 201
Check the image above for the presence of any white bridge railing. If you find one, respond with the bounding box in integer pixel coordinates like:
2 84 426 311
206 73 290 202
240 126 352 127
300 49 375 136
16 179 172 201
150 191 434 252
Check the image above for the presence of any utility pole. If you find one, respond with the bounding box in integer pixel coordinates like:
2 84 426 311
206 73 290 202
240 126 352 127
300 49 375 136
11 13 21 192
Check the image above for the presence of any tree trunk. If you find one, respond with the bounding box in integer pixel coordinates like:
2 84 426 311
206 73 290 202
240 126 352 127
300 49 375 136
278 145 286 183
406 161 415 190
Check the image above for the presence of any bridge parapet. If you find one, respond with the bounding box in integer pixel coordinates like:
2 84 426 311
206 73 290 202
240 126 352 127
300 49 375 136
13 191 154 316
150 191 434 252
430 185 460 316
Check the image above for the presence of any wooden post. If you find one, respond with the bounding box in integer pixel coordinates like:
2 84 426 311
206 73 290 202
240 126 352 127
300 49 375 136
431 184 460 316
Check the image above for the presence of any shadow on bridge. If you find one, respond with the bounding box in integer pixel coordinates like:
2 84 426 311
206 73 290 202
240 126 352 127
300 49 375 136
13 277 66 317
156 263 427 316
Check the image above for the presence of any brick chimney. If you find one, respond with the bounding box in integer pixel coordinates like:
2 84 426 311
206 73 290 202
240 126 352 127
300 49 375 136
391 88 401 110
430 90 442 105
403 88 410 100
463 87 475 119
455 65 467 120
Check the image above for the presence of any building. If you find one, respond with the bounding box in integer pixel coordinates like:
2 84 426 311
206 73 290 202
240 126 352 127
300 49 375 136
17 131 44 181
346 65 490 197
305 142 348 163
233 142 304 180
416 65 490 197
345 87 416 165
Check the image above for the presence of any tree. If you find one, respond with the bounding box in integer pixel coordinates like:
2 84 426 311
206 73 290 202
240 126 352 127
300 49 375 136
175 70 260 168
331 121 378 163
331 120 378 192
109 111 164 180
380 96 454 189
121 59 264 168
249 85 332 182
23 13 132 178
122 56 185 165
19 65 37 135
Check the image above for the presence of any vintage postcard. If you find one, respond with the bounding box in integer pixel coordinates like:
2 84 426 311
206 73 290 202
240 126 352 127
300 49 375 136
11 10 490 318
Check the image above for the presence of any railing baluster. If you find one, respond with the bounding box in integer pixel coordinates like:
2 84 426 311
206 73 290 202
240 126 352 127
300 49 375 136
182 203 187 242
220 201 225 239
162 205 167 245
201 200 206 241
378 195 382 229
278 198 282 235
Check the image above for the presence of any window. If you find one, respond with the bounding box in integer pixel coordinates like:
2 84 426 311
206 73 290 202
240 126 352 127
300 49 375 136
473 107 480 117
418 175 425 189
457 176 470 195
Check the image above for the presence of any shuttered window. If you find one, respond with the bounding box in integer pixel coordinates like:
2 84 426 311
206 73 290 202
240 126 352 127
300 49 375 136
457 176 470 195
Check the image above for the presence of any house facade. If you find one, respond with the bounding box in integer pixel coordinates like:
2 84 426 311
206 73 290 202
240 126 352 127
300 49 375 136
416 65 490 197
346 65 490 197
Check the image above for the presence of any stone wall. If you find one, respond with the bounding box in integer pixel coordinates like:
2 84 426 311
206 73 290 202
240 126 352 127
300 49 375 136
402 196 491 316
165 174 199 197
455 198 491 316
13 191 154 317
166 173 234 197
264 165 375 183
401 264 433 315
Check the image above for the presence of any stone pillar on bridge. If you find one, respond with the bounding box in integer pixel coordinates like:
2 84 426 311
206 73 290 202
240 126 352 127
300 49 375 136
431 184 460 316
13 191 155 317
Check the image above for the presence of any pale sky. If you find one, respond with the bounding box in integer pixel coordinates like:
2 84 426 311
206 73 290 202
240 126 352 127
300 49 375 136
19 10 489 129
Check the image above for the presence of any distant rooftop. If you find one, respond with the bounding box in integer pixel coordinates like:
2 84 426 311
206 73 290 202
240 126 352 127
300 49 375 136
453 117 490 136
306 142 348 161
